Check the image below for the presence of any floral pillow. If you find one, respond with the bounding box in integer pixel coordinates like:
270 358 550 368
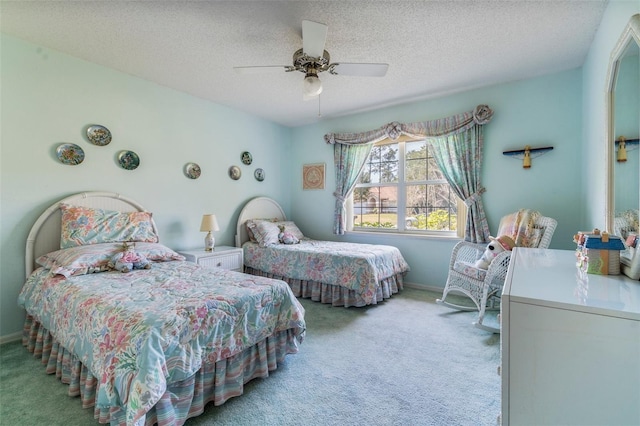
37 242 185 278
60 203 159 249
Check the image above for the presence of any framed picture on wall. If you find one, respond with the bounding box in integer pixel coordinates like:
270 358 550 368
302 163 325 190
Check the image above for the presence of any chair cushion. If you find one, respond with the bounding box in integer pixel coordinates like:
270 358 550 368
453 261 487 281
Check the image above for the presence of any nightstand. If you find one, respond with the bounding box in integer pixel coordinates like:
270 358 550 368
178 246 244 272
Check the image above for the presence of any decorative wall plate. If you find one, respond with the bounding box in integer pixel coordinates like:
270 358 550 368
254 168 265 181
229 165 241 180
56 143 85 165
86 125 112 146
241 151 253 165
185 162 201 179
118 150 140 170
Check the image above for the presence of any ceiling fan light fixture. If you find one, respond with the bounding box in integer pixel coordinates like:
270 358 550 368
303 72 323 96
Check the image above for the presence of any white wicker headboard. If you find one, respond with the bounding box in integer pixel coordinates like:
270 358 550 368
25 191 158 277
235 197 286 247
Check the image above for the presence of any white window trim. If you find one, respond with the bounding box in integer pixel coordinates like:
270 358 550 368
348 139 467 237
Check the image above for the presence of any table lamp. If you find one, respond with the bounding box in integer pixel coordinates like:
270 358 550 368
200 214 220 251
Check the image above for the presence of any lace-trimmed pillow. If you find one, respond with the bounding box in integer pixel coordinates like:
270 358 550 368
246 219 306 247
246 219 280 247
37 242 185 277
245 222 257 242
60 203 159 249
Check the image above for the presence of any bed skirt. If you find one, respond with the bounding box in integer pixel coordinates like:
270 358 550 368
244 267 404 307
22 315 300 425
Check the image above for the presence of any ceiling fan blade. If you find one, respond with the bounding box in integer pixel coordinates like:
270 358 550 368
234 65 288 75
331 63 389 77
302 20 328 58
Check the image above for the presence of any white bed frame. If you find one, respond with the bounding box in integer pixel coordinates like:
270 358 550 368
25 191 158 277
235 196 286 247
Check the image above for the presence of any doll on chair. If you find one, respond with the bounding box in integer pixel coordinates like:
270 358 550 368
474 235 515 270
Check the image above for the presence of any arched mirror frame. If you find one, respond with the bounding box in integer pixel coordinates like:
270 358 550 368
605 14 640 234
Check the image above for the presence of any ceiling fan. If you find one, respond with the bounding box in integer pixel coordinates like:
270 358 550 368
234 20 389 99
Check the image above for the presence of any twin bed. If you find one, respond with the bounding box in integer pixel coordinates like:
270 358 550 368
19 192 306 425
19 192 409 425
235 197 410 307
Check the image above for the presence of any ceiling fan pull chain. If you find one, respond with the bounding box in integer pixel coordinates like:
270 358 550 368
318 95 322 117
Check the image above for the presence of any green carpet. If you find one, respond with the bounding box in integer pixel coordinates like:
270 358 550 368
0 288 500 425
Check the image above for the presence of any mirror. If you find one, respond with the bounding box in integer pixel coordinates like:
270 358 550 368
614 48 639 214
606 14 640 279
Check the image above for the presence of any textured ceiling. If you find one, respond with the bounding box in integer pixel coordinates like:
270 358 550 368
1 1 608 127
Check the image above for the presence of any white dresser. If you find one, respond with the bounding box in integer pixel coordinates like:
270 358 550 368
501 248 640 426
178 246 244 272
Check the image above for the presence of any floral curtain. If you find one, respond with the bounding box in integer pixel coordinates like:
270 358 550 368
324 105 493 242
331 143 374 234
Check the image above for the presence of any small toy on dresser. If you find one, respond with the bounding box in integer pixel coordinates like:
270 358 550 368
474 235 516 270
109 241 151 272
278 224 300 245
574 228 625 275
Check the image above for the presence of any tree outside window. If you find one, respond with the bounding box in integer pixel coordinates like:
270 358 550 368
352 140 459 233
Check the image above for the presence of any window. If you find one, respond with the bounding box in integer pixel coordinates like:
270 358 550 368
351 139 465 235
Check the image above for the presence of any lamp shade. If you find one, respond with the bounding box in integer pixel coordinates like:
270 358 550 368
200 214 220 232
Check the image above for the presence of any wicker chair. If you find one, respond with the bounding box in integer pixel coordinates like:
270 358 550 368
436 213 557 333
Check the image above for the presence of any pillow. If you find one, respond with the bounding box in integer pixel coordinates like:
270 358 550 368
37 242 185 277
246 219 280 247
37 243 119 277
245 223 257 242
129 242 185 262
526 226 543 248
246 219 306 247
60 203 159 249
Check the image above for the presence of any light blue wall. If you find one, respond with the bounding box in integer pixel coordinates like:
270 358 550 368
290 69 584 291
0 34 293 339
2 1 639 340
583 2 640 228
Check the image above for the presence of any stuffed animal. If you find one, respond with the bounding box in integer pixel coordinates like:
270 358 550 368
278 224 300 245
109 241 151 273
474 235 516 270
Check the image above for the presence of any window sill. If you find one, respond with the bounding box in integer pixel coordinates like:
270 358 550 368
345 229 461 241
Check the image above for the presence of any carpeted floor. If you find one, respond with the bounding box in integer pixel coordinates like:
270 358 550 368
0 288 501 425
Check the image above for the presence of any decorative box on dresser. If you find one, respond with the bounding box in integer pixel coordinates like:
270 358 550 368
501 248 640 426
178 246 244 272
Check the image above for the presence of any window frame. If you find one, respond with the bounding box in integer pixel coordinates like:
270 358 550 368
348 137 466 238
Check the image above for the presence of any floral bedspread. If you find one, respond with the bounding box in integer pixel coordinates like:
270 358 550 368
18 261 306 425
243 240 410 304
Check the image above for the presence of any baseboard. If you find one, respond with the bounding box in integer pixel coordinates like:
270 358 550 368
403 281 444 294
0 331 22 345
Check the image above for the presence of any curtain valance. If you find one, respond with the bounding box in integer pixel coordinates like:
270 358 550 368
324 105 493 145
